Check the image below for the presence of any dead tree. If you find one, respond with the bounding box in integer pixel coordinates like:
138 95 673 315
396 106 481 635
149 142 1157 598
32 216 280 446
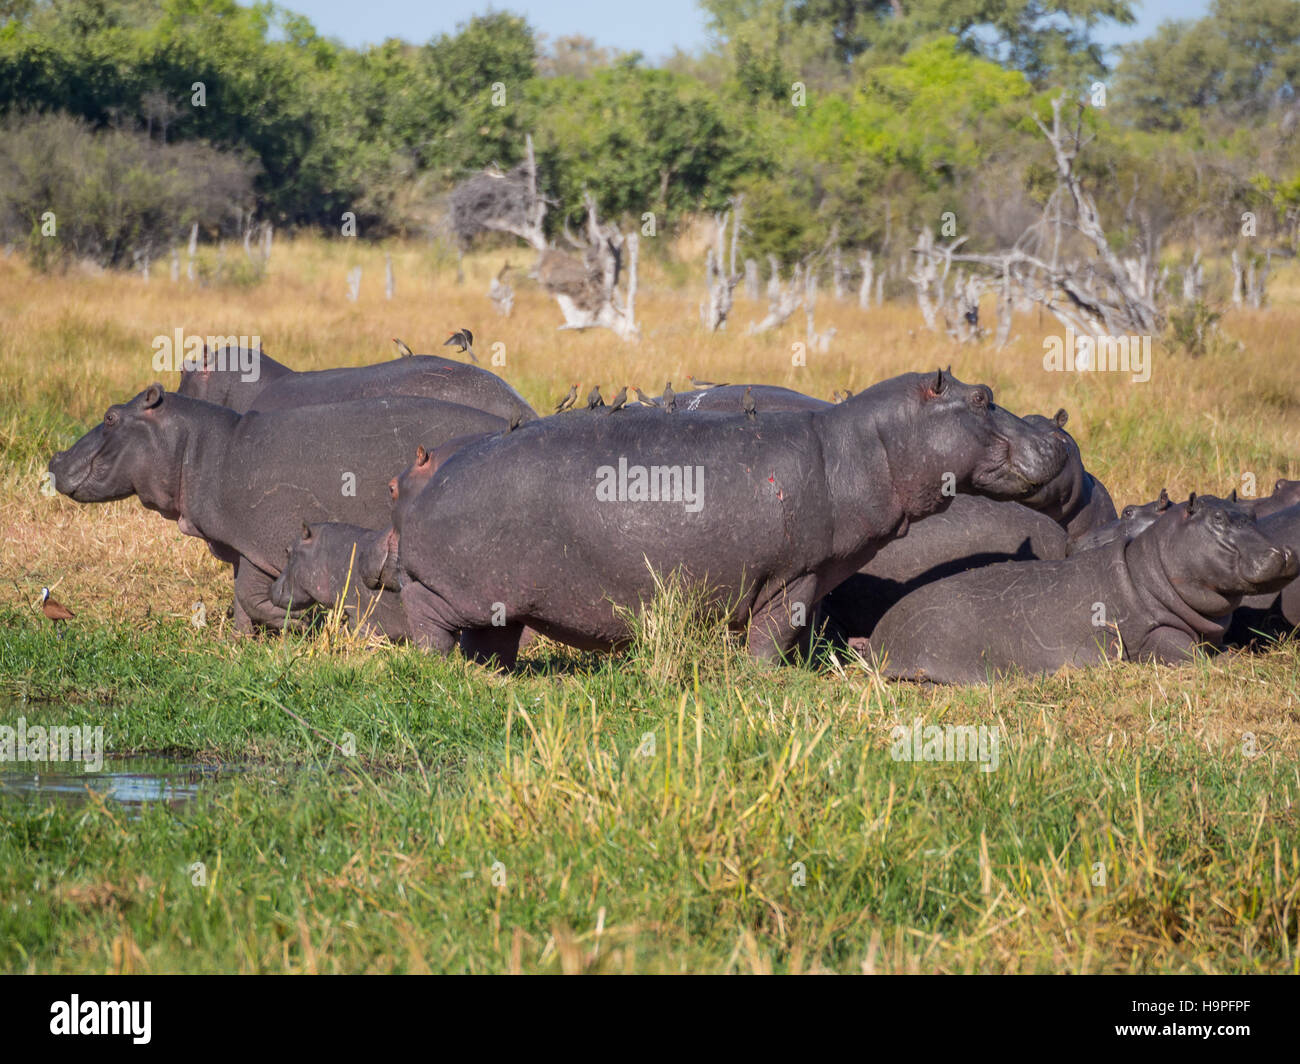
750 260 803 334
858 251 874 309
909 93 1164 346
489 262 514 317
744 258 760 300
449 135 638 339
701 203 742 331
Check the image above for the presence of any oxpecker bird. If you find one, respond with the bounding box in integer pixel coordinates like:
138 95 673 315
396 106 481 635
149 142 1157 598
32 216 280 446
587 385 604 410
554 384 578 413
743 386 756 420
444 328 479 364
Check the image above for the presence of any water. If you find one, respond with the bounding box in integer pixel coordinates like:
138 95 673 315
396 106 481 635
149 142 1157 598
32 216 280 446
0 757 245 814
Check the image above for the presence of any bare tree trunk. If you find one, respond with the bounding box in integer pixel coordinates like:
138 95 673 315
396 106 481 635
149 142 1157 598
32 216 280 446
744 258 759 301
750 261 803 334
702 209 740 331
1231 249 1245 306
858 251 874 309
385 253 395 301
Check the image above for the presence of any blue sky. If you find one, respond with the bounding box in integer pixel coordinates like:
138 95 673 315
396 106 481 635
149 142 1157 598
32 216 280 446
276 0 1211 62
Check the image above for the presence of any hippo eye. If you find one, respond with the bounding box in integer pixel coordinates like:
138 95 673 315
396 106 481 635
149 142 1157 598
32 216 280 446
969 390 988 410
104 410 119 428
1122 507 1136 519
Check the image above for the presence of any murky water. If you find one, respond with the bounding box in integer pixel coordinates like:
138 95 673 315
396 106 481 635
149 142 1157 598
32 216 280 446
0 757 245 813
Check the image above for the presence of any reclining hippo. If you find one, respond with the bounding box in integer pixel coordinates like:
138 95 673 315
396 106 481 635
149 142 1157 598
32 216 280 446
818 498 1068 640
178 345 536 424
1225 500 1300 644
1018 410 1116 542
271 523 408 640
860 494 1296 684
1067 489 1172 554
395 369 1068 666
47 385 506 629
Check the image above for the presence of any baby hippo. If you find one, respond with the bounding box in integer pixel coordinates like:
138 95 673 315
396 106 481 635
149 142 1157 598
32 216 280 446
860 494 1297 684
270 522 409 640
1067 489 1171 554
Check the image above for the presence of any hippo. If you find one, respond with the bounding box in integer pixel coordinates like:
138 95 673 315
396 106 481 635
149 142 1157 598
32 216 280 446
270 522 409 640
665 385 829 415
178 345 536 424
394 369 1069 666
1225 500 1300 645
1067 489 1172 554
817 497 1068 640
47 385 506 630
860 494 1297 685
1018 409 1116 542
1239 478 1300 519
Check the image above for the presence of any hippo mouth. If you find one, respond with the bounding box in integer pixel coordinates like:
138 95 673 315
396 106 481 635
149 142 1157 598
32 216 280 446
970 435 1039 498
1240 545 1298 595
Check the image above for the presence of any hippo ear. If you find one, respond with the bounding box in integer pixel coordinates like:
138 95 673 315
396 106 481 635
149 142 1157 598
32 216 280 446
143 383 165 408
1187 492 1198 515
1158 488 1170 510
1229 488 1239 502
416 446 432 469
301 521 312 541
1054 408 1068 429
928 368 946 398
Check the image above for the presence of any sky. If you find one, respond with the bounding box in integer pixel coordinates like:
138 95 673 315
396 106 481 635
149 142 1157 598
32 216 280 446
274 0 1212 62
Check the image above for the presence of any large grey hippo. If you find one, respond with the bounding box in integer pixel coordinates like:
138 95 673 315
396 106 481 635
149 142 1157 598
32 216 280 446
817 498 1068 641
47 386 506 630
1225 499 1300 645
395 370 1069 666
861 494 1297 684
178 345 536 424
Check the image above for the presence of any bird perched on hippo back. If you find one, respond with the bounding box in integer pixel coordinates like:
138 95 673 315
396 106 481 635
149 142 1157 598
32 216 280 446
861 493 1297 685
176 339 535 424
394 369 1069 667
1017 409 1117 543
46 385 507 632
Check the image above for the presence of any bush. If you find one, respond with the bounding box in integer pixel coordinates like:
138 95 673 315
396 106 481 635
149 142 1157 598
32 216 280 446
0 112 256 270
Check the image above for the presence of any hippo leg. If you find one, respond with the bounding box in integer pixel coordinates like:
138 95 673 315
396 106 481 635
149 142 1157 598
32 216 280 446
459 624 524 669
1136 625 1199 663
399 582 458 654
234 560 289 630
746 575 820 663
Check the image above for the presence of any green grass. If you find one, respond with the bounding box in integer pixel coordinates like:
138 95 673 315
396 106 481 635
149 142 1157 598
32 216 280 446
2 609 1298 973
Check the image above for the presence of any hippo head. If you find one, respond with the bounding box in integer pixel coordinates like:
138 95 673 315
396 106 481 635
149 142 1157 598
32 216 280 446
176 344 286 413
1150 494 1297 616
1066 489 1171 555
271 523 398 610
871 370 1068 513
47 384 188 518
1017 409 1087 515
389 445 438 532
270 523 334 613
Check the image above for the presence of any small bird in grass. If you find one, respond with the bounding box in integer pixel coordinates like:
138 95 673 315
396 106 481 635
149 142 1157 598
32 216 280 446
392 338 415 358
743 386 756 420
587 385 604 410
633 387 659 407
41 587 74 628
554 384 578 413
663 382 676 413
607 386 628 413
444 327 479 364
688 375 726 389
